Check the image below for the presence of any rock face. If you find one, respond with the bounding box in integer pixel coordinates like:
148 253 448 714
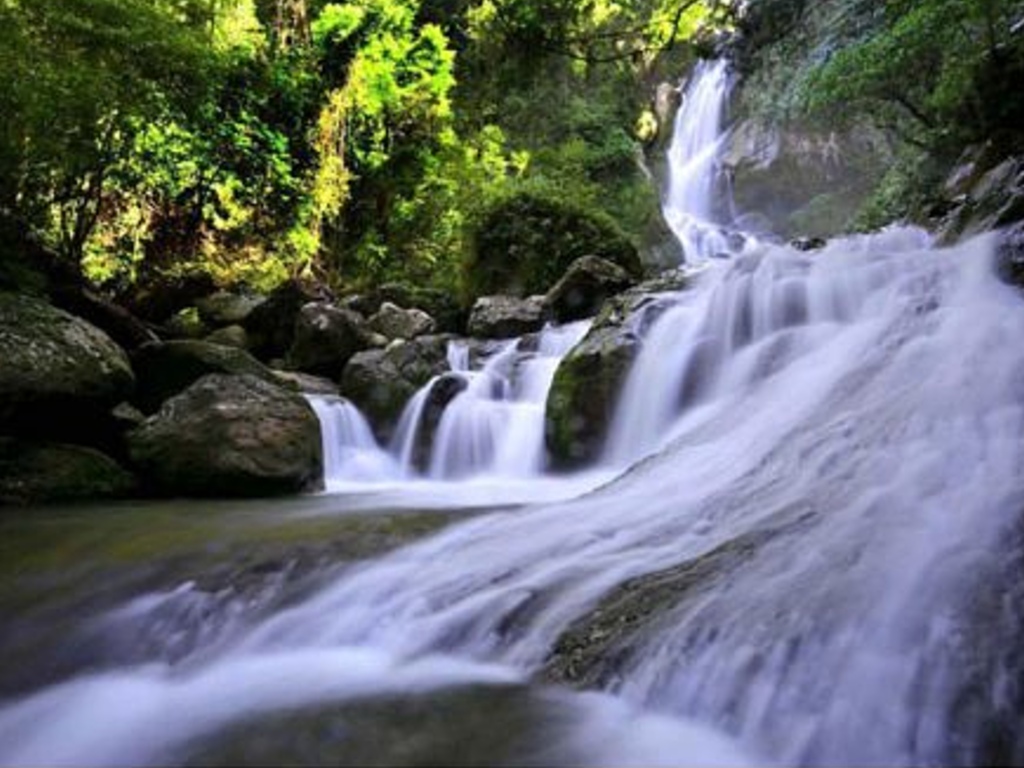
543 256 636 323
545 272 686 468
367 302 436 340
131 340 276 413
935 152 1024 243
0 439 136 505
0 292 134 440
467 295 547 339
128 374 322 497
287 302 376 377
243 280 325 361
720 117 889 239
340 335 451 443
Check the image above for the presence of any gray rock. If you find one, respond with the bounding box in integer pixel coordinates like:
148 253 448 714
243 280 325 361
467 295 547 339
340 335 452 443
543 255 636 323
195 291 264 327
287 302 374 378
128 373 322 497
0 292 135 441
131 339 276 413
545 275 685 468
271 370 341 396
367 302 436 340
403 373 469 472
204 324 249 349
0 439 135 505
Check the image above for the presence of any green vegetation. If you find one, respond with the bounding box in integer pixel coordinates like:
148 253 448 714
734 0 1024 228
0 0 733 306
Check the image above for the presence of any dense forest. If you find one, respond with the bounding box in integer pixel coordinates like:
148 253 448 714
3 0 1019 312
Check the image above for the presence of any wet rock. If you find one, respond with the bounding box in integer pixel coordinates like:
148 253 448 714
243 280 326 361
543 255 636 323
287 302 376 378
0 292 135 442
131 339 276 413
791 236 827 252
0 439 136 505
195 291 264 328
271 370 341 396
340 335 452 443
404 373 469 472
467 295 548 339
367 301 437 340
936 155 1024 243
545 274 686 468
996 222 1024 289
203 324 249 349
128 373 322 497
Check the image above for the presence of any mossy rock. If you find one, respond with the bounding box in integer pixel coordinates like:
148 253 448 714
465 192 642 300
128 373 322 497
131 339 278 414
0 292 134 442
0 439 136 505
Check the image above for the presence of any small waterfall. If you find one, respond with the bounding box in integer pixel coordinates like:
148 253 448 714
662 59 735 263
429 322 590 479
305 395 400 486
309 321 590 486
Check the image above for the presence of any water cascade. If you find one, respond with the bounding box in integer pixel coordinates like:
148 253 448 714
310 320 590 487
661 59 735 262
3 60 1024 768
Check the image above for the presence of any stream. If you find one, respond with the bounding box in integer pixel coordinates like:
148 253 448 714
2 62 1024 767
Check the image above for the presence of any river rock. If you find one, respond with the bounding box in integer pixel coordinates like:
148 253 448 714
196 291 264 328
243 280 326 361
0 439 136 505
403 373 469 472
467 295 547 339
271 370 341 396
367 302 437 340
128 373 322 497
543 255 636 323
340 335 452 443
204 324 249 349
0 292 135 441
545 274 686 468
131 339 276 413
287 302 376 378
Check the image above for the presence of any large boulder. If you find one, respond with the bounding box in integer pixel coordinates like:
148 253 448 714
936 153 1024 244
243 280 326 361
352 283 468 334
0 439 135 505
287 302 378 378
366 302 437 340
543 255 636 324
128 374 322 497
340 335 452 443
545 272 687 468
401 373 469 472
464 192 643 299
131 339 277 413
467 295 547 339
0 292 134 441
204 324 249 349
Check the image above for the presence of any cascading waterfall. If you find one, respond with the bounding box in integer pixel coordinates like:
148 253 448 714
310 320 590 486
662 59 735 262
3 59 1024 768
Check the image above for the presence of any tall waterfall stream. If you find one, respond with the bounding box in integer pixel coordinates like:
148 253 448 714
3 63 1024 767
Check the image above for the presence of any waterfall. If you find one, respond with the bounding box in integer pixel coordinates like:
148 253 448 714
662 59 735 263
304 395 400 485
4 57 1024 768
310 321 590 487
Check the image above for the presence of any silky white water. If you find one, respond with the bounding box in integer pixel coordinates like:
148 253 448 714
3 63 1024 767
662 59 735 262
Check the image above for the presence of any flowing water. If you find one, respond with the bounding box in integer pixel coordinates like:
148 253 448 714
3 62 1024 767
